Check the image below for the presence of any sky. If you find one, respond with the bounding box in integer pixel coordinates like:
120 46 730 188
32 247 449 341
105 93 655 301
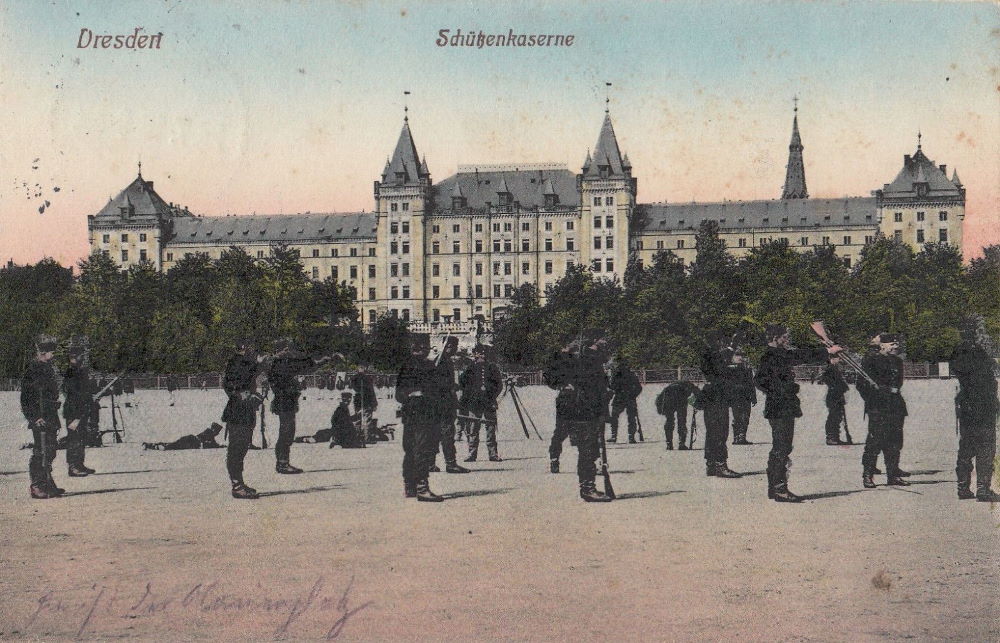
1 0 997 266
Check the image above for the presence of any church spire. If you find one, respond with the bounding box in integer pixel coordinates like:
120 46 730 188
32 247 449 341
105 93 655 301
781 96 808 200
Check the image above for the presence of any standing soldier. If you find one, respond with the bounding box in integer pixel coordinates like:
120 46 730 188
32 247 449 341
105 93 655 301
62 337 97 477
543 330 613 502
655 380 699 450
819 353 850 445
349 360 378 443
545 341 579 473
949 322 999 501
268 338 328 474
459 344 504 463
699 333 742 478
730 350 757 445
222 337 265 499
856 333 910 489
608 357 643 444
754 324 841 502
21 335 63 499
429 337 469 473
397 334 445 501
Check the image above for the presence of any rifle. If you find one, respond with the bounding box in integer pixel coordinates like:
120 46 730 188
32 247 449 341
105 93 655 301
258 380 269 449
690 409 698 449
810 321 877 387
597 419 616 499
954 385 960 435
93 371 125 401
842 405 853 444
635 413 644 442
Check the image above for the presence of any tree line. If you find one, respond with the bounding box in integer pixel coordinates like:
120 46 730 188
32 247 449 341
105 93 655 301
0 226 996 377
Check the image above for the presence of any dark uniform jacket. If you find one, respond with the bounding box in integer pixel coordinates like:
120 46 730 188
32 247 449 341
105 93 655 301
855 353 907 417
20 360 61 428
268 356 313 415
458 360 503 414
729 363 757 406
331 403 362 447
949 341 998 424
656 381 699 415
396 354 437 425
222 353 260 426
699 347 741 407
754 345 828 419
349 372 378 413
609 364 642 404
428 359 459 423
62 364 94 424
819 364 849 407
543 350 608 422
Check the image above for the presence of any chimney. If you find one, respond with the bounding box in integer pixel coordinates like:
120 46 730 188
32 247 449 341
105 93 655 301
904 154 911 165
939 164 946 175
146 181 153 190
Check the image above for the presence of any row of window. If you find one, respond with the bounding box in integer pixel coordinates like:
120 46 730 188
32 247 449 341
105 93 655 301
592 196 615 206
893 211 949 223
591 258 615 273
388 202 410 212
425 237 579 254
429 220 577 234
909 229 949 243
117 249 148 262
648 235 875 251
102 233 147 243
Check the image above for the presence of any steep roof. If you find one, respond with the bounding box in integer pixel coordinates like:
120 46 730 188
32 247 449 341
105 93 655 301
169 212 377 244
381 120 428 187
880 147 962 200
432 167 579 212
781 112 808 199
584 113 627 178
93 174 181 222
635 197 877 233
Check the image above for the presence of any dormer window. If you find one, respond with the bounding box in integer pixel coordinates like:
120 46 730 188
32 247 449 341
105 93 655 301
544 194 558 208
452 196 467 209
498 192 512 207
916 183 928 198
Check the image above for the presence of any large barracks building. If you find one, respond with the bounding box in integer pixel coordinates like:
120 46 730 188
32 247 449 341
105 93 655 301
88 105 966 326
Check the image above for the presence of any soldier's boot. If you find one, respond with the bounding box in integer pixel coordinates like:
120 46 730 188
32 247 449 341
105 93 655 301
678 443 690 450
862 472 877 489
976 470 1000 502
45 470 65 496
404 481 417 498
665 440 673 451
707 462 742 478
872 467 883 475
428 459 441 473
30 483 53 499
826 437 845 445
886 476 911 486
68 465 89 477
415 479 443 502
733 433 750 445
80 464 96 474
771 483 803 503
276 461 303 475
549 459 559 474
445 461 471 474
231 481 259 499
464 447 478 463
487 445 502 462
957 467 975 499
628 432 637 444
579 481 612 502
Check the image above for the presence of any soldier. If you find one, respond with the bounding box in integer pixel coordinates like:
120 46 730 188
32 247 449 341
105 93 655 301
655 380 699 450
21 335 63 499
349 361 378 443
819 354 850 445
545 341 579 473
608 356 643 444
61 337 97 477
699 333 742 478
397 334 445 501
730 350 757 445
856 333 910 489
949 322 999 501
543 330 613 502
459 343 504 462
268 338 328 474
429 337 470 474
222 337 265 499
754 324 841 502
143 423 225 450
331 391 366 448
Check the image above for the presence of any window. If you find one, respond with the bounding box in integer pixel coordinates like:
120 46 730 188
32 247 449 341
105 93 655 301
453 241 461 254
332 248 339 257
606 236 614 249
493 240 501 252
331 266 338 279
139 233 147 242
432 224 440 233
452 263 461 276
504 240 512 252
402 286 410 298
916 229 925 243
475 223 483 232
493 223 501 232
401 203 408 211
391 263 399 277
493 262 500 275
738 238 747 248
432 263 440 277
391 203 398 212
368 265 376 278
605 196 614 206
894 212 902 222
566 238 575 251
139 249 147 262
605 258 614 272
475 263 483 276
544 221 553 231
893 230 903 241
432 285 440 298
504 223 512 232
545 261 553 274
865 235 874 245
504 262 512 275
369 309 376 324
656 240 664 250
452 309 461 321
102 234 110 243
390 222 398 234
432 241 440 254
522 222 530 232
594 237 602 249
521 239 530 252
916 212 925 222
475 240 483 252
677 239 685 249
821 236 830 245
391 287 399 300
402 222 410 233
591 259 601 272
594 216 602 229
606 216 613 228
401 242 409 254
939 211 948 221
390 242 398 255
475 284 483 298
504 285 513 297
401 309 410 321
843 236 852 245
800 237 809 246
402 263 409 277
432 309 440 322
121 233 129 242
349 266 357 279
368 288 376 300
593 197 601 206
312 266 319 279
939 229 948 242
350 248 357 257
453 224 460 233
166 252 173 261
521 262 530 275
843 257 852 268
566 221 574 231
493 284 501 297
312 248 320 258
545 239 553 251
453 285 461 298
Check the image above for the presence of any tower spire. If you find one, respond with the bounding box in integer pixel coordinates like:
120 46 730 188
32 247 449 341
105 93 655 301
605 82 611 114
781 97 808 200
403 90 410 122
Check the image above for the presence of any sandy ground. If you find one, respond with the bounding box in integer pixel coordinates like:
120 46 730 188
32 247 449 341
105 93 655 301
0 379 997 641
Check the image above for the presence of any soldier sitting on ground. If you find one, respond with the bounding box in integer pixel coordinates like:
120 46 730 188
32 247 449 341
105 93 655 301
143 423 225 450
330 392 366 448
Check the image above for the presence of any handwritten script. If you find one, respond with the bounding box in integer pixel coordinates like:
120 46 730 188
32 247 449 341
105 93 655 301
25 575 372 639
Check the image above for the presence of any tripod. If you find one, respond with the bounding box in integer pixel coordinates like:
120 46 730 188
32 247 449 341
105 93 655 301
101 392 126 444
499 377 543 440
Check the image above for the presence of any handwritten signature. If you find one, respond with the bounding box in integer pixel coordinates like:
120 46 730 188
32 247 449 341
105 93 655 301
25 575 372 639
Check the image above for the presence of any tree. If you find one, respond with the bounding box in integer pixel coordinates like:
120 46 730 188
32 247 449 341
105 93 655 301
0 259 73 377
617 250 692 366
493 283 545 366
366 314 411 372
683 221 744 348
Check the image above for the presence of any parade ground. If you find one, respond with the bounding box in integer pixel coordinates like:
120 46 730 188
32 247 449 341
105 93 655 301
0 379 997 641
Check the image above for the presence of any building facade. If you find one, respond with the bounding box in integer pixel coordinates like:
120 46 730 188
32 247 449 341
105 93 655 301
88 107 966 325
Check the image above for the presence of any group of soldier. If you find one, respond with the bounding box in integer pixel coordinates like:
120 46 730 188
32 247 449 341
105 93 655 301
18 316 1000 505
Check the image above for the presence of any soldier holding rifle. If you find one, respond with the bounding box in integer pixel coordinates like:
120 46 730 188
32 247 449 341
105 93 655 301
856 333 911 489
222 337 265 499
459 343 504 463
21 335 64 499
62 337 99 477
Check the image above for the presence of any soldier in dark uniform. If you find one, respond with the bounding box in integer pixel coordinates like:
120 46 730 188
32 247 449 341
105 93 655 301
730 350 757 445
331 392 366 448
819 354 850 445
754 324 841 502
349 361 378 442
459 343 504 462
397 334 445 501
608 357 643 444
21 335 63 499
543 330 613 502
62 338 97 477
655 380 699 450
429 337 470 474
546 341 579 473
222 338 265 499
856 333 910 489
699 333 742 478
949 323 1000 501
143 423 225 450
268 338 328 474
